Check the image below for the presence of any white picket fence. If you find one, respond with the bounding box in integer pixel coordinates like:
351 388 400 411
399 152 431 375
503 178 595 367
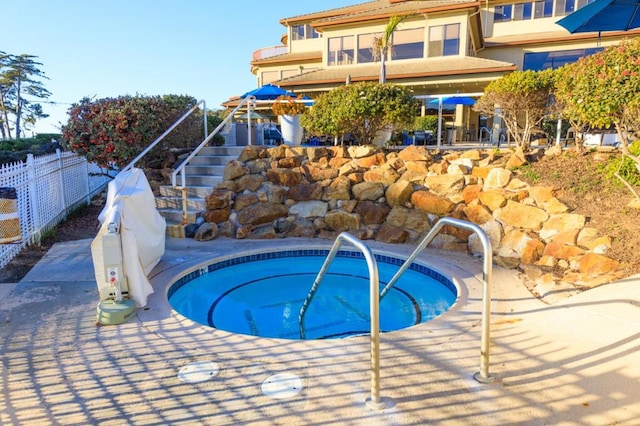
0 150 111 270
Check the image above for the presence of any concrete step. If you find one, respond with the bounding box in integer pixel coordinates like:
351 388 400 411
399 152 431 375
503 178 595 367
199 146 245 156
166 222 188 238
158 208 198 224
159 185 212 198
156 196 206 210
158 145 243 237
189 155 237 166
185 164 225 175
185 175 223 187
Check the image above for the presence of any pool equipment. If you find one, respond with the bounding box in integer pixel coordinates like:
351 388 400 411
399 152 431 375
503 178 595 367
91 168 166 325
92 207 136 325
303 218 495 409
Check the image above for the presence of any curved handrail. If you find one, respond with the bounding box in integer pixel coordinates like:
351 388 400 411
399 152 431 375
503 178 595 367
378 217 495 383
122 99 207 173
298 233 385 410
479 126 492 146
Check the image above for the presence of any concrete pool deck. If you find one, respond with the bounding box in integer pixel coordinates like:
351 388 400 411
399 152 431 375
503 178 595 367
1 236 639 425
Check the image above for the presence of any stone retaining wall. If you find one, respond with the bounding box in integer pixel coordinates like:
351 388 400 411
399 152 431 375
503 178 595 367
195 144 622 296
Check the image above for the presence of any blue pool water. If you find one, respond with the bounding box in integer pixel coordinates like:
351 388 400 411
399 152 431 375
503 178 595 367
168 250 457 340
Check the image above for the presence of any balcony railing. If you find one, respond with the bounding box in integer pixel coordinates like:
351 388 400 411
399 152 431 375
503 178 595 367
252 45 288 62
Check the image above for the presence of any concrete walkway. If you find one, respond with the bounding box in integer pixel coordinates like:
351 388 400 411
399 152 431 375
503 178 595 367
1 237 639 425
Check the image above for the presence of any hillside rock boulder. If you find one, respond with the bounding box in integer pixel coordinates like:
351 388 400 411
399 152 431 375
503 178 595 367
411 191 455 215
352 181 385 201
237 203 288 226
496 201 548 230
324 210 360 231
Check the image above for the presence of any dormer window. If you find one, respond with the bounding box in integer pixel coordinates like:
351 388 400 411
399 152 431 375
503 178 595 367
292 24 319 40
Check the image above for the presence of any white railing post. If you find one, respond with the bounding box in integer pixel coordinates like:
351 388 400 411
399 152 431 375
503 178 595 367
84 157 91 206
248 99 253 146
56 149 68 212
203 100 208 139
26 154 41 244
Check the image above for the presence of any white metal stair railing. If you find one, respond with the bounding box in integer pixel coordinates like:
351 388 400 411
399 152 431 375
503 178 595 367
297 233 385 411
171 95 257 224
378 217 495 384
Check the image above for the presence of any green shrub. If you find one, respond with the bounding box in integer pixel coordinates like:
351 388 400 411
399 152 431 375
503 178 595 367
413 115 440 132
604 141 640 186
301 82 418 145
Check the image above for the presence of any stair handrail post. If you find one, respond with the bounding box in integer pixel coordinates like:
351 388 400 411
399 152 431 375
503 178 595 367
247 97 256 146
203 100 208 139
122 99 206 173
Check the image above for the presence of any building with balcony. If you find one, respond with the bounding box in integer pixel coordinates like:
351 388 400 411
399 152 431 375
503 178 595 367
247 0 639 142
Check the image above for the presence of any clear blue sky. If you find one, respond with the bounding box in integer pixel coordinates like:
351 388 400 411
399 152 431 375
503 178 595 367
4 0 356 135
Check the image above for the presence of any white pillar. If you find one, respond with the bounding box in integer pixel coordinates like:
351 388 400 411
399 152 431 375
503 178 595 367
555 118 562 146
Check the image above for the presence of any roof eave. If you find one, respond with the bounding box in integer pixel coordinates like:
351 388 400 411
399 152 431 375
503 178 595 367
312 2 482 29
278 64 517 87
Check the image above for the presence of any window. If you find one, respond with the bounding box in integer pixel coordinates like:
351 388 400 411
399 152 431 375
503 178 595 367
262 70 279 84
291 23 319 40
428 24 460 57
392 28 424 60
328 35 355 66
523 48 602 70
494 5 513 22
292 25 304 41
429 24 460 57
554 0 576 16
306 24 319 39
534 0 554 18
513 2 533 20
357 33 379 63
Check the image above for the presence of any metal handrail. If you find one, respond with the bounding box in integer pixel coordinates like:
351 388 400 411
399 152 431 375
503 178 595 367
379 217 495 383
122 99 208 172
479 126 492 146
298 233 385 410
170 95 256 224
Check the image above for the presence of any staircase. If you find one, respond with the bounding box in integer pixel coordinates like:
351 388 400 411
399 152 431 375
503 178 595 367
157 145 244 237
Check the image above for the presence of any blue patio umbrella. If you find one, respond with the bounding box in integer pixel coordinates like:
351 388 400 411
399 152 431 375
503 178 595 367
241 83 298 100
557 0 640 34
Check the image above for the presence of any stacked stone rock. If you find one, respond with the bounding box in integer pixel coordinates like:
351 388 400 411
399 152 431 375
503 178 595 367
197 144 622 295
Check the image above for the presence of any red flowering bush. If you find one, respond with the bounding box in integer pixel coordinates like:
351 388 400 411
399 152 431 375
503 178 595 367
63 95 202 170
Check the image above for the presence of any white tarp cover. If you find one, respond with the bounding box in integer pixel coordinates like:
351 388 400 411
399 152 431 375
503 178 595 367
91 168 166 307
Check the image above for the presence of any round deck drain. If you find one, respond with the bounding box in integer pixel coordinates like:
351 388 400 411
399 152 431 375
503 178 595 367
261 373 303 399
178 361 220 383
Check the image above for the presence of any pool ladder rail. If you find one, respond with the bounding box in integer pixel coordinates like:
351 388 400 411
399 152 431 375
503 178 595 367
298 217 495 411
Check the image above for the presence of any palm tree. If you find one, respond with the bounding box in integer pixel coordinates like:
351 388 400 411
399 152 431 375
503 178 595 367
373 14 410 84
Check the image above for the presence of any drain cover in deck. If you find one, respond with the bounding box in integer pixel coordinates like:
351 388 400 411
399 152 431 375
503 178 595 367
178 361 220 383
261 373 303 399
